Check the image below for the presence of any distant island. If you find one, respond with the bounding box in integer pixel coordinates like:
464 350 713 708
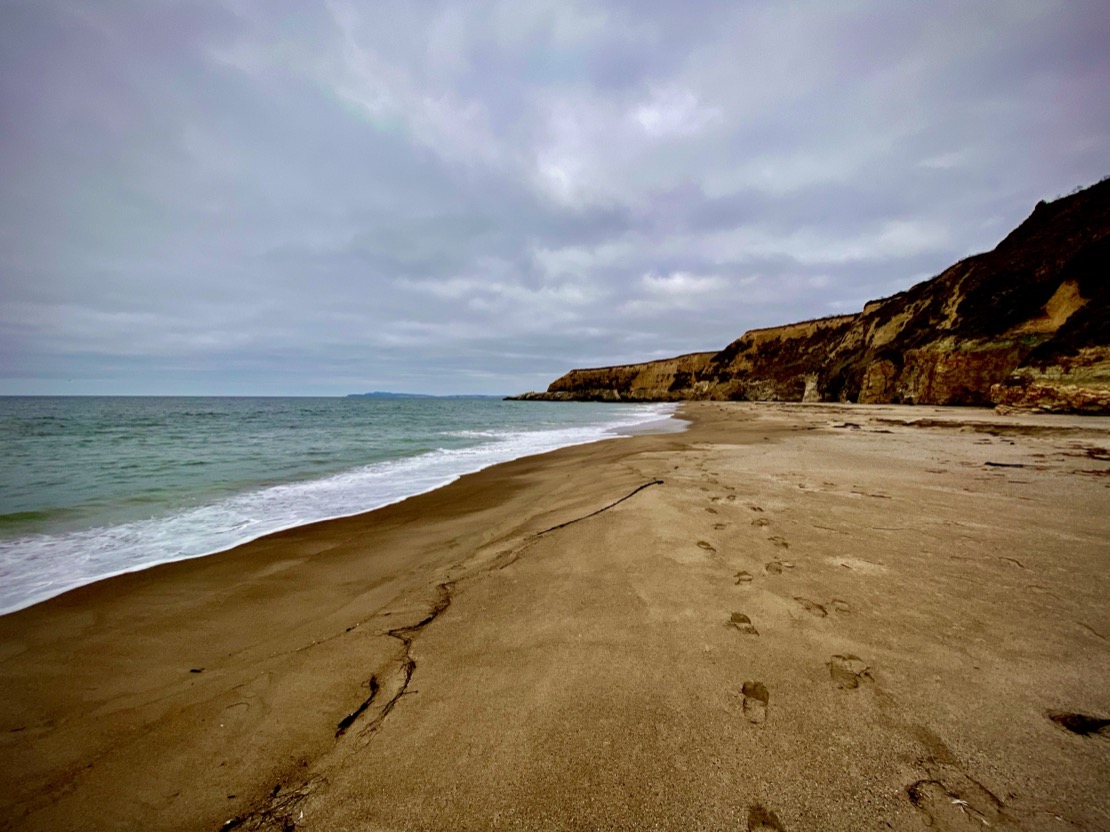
347 392 503 399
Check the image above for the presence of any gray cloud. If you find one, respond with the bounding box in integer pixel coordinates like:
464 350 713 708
1 0 1108 394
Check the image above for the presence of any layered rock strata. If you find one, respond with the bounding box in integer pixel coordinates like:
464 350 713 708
511 179 1110 413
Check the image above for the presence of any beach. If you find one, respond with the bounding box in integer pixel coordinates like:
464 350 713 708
1 402 1108 830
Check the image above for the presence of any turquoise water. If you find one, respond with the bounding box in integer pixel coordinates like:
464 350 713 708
0 396 676 613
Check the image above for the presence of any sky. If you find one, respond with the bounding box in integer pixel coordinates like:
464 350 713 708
1 1 1108 396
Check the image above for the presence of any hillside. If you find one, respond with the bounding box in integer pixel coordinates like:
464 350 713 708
511 178 1110 413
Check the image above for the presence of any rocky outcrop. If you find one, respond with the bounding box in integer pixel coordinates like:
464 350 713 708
510 178 1110 413
991 378 1110 414
544 352 716 401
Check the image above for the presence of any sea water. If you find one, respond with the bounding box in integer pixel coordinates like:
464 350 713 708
0 396 677 614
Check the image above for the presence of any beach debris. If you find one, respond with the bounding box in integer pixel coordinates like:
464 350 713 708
953 798 992 826
907 780 995 828
336 676 380 737
728 612 759 635
189 668 204 673
534 480 663 536
222 777 319 832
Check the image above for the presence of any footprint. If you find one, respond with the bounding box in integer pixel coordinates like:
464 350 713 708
697 540 717 553
705 507 719 514
728 612 759 635
794 597 827 617
764 561 793 575
713 523 728 530
741 681 769 725
906 781 994 830
751 517 771 528
831 599 851 614
1047 711 1110 737
734 570 754 586
749 505 764 513
768 536 790 549
747 803 786 831
726 494 737 501
829 654 871 689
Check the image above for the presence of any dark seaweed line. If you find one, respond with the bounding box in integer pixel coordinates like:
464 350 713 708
220 582 454 831
534 479 664 536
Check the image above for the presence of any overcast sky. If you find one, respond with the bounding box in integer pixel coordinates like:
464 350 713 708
1 1 1107 395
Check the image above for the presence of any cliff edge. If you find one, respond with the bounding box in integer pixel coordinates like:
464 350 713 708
511 178 1110 413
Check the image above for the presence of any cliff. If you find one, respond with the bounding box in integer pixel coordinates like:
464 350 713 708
511 178 1110 412
513 352 717 402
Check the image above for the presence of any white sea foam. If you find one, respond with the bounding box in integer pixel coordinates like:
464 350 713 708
0 403 678 614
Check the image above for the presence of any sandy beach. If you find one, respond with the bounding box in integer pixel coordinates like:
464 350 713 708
1 403 1108 831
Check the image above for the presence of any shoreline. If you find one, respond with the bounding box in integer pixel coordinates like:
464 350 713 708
2 402 1108 830
0 401 677 616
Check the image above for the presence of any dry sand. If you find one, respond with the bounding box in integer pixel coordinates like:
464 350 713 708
1 402 1108 831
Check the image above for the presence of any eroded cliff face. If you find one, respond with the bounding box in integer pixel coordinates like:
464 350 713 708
548 352 716 401
512 179 1110 412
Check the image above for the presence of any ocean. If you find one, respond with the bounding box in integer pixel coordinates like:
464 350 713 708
0 396 678 615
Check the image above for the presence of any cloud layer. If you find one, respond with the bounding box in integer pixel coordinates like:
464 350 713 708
2 0 1108 394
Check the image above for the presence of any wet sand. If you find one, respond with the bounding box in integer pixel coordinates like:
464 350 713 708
1 403 1108 831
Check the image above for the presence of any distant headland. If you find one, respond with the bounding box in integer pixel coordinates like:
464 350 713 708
347 392 503 399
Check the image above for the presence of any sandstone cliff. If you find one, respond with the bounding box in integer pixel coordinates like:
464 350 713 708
512 178 1110 412
514 352 716 402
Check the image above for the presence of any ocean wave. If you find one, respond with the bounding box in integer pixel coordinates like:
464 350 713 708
0 403 676 614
